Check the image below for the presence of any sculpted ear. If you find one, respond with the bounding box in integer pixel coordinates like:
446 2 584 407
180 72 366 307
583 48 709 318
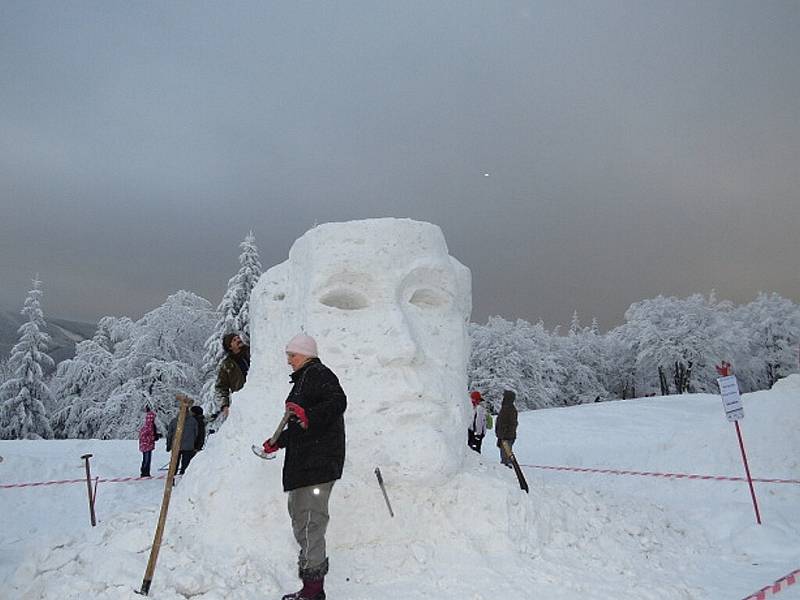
449 257 472 319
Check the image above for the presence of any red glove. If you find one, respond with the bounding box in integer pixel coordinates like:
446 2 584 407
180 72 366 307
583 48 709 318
285 402 309 429
262 439 279 454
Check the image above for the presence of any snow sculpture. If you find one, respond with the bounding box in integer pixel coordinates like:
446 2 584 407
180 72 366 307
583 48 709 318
249 217 472 485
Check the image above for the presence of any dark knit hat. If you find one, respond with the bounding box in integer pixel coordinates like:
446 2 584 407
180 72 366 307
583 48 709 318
222 332 237 352
503 389 516 403
191 405 204 416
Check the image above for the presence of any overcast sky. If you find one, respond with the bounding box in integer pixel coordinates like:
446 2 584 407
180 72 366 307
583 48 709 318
1 1 798 332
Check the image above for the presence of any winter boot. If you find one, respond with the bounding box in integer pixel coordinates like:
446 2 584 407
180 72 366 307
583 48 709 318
280 578 325 600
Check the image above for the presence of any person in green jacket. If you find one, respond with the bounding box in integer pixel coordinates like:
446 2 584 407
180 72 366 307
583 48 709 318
215 332 250 417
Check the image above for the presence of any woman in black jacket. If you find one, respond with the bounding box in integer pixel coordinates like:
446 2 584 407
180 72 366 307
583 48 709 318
261 334 346 600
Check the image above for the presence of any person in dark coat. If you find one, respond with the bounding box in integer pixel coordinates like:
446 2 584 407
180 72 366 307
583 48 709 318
495 389 518 467
191 405 206 451
215 332 250 417
166 410 199 475
261 333 346 600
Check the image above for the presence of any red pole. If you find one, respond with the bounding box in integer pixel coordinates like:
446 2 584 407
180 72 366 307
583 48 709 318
734 421 761 525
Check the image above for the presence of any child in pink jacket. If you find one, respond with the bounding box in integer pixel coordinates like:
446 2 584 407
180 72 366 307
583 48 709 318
138 407 159 477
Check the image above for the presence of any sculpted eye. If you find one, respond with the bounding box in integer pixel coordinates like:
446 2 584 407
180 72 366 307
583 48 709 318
319 289 369 310
409 288 449 309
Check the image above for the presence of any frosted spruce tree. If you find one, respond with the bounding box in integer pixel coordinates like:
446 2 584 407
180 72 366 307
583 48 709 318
50 340 114 438
98 291 214 439
48 292 214 439
0 277 54 439
0 357 10 383
49 315 133 438
199 231 262 413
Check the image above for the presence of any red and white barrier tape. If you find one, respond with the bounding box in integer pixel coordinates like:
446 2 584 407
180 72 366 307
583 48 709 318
742 568 799 600
0 474 168 489
519 464 800 485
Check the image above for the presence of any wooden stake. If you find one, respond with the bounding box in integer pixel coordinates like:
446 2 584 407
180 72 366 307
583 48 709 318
137 394 192 595
501 440 530 493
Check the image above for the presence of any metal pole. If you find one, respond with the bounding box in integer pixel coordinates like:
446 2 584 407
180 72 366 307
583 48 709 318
137 394 192 595
734 420 762 525
80 454 97 527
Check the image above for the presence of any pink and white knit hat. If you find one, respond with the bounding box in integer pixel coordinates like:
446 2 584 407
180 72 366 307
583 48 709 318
285 334 318 357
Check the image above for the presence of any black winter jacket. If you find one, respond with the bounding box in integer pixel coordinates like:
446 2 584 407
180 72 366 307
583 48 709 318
275 358 347 491
193 415 206 450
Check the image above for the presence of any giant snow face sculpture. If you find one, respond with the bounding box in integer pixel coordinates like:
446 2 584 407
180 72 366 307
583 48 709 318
250 218 472 484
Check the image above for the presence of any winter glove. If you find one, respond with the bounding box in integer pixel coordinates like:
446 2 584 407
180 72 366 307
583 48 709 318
285 402 309 429
262 439 279 454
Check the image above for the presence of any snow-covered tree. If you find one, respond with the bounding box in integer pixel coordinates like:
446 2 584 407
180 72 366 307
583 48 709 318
199 232 262 413
732 292 800 390
469 316 562 411
616 294 731 395
50 291 215 439
553 312 609 405
0 357 11 383
467 292 798 411
466 291 800 411
603 330 637 399
0 277 54 439
95 291 214 439
50 340 113 438
92 315 134 353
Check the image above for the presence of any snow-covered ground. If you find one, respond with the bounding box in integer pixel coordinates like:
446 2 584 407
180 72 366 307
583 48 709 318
2 219 798 599
1 376 798 599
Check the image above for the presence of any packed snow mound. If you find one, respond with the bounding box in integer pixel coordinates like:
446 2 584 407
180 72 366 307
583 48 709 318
7 219 750 599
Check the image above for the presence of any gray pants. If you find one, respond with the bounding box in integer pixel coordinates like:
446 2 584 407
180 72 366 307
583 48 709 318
287 481 334 580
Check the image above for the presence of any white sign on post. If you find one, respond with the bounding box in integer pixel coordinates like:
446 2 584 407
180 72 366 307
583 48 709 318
717 375 744 421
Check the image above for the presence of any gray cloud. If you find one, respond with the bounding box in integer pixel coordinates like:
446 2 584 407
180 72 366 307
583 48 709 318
1 1 798 331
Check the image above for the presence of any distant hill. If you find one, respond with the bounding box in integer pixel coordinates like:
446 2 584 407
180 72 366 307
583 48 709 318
0 310 97 369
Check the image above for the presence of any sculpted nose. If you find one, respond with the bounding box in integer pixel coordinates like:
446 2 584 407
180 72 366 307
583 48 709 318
377 307 422 367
